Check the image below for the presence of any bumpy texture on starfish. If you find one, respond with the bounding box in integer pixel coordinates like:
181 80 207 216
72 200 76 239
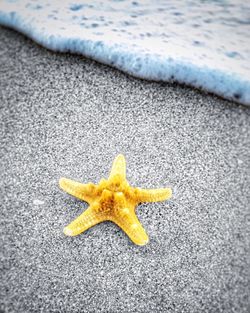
59 154 172 246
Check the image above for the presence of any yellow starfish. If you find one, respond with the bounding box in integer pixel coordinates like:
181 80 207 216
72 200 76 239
59 154 172 246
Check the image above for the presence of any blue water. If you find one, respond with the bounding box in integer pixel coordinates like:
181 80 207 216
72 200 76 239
0 0 250 105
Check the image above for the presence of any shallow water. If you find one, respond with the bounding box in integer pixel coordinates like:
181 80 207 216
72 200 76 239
0 0 250 105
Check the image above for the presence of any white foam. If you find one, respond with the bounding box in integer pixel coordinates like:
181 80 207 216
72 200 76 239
1 0 249 105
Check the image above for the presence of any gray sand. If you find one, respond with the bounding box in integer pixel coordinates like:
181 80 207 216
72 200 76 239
0 26 250 313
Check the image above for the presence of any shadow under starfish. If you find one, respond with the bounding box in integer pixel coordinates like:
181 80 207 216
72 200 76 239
59 154 172 246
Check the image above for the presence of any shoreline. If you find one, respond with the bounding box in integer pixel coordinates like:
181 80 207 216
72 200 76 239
1 24 249 110
0 12 249 106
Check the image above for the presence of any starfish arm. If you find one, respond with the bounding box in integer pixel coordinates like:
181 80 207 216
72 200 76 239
108 154 126 180
135 187 172 203
63 206 107 237
114 210 149 246
59 177 96 203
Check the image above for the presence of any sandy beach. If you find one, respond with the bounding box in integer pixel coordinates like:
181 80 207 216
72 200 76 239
0 26 250 312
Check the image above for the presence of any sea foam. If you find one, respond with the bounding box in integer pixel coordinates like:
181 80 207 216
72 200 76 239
0 0 250 105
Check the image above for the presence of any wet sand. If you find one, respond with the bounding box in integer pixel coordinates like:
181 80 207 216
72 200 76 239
0 26 250 313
